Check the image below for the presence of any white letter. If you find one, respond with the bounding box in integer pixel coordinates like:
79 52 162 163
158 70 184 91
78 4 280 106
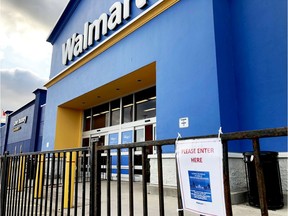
83 22 89 50
88 13 108 46
108 2 122 30
136 0 147 8
62 34 77 65
74 34 83 56
123 0 130 19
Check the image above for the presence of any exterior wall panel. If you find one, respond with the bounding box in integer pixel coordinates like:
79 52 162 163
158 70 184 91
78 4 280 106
230 0 287 152
6 104 35 153
43 0 287 154
43 0 223 152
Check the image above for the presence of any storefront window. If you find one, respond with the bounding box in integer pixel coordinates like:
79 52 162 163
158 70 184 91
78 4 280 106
135 87 156 120
135 128 144 142
83 109 91 131
83 86 156 131
135 128 144 152
122 95 133 123
82 138 90 147
111 99 120 126
92 103 109 129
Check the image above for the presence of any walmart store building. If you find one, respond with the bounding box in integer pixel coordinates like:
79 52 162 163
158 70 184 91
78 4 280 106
42 0 287 191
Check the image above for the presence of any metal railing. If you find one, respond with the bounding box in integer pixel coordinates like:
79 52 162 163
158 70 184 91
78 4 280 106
0 148 91 216
0 127 287 216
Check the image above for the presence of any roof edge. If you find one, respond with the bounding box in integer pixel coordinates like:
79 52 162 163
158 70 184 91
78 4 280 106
47 0 81 44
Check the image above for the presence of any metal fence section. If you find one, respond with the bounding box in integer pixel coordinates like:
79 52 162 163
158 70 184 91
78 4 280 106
90 127 287 216
0 147 90 216
0 127 287 216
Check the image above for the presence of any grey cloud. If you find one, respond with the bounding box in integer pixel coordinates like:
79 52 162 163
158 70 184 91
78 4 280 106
1 68 48 111
2 0 68 28
0 0 67 112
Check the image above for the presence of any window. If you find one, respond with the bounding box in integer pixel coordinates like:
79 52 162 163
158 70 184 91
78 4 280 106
83 110 91 131
135 128 144 142
92 103 109 129
111 99 120 126
135 87 156 120
83 86 156 132
82 138 90 147
122 95 133 123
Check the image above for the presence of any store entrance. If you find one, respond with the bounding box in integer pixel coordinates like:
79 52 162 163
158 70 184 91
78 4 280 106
134 124 155 180
81 123 155 181
90 135 105 146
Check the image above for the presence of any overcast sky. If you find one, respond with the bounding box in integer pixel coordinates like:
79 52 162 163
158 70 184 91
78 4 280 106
0 0 68 113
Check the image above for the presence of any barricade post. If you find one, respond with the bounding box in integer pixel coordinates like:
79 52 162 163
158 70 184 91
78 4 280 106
64 151 76 208
17 155 26 191
34 154 44 198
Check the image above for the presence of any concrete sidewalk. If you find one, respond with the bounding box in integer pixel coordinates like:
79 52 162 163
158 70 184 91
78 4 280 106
74 181 287 216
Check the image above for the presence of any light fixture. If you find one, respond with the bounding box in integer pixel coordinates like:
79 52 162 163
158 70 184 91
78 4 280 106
100 111 109 114
112 107 120 111
144 108 156 112
123 103 133 108
136 99 148 104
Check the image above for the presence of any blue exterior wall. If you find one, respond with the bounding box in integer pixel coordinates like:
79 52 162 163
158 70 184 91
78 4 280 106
43 0 222 152
230 0 287 152
3 90 47 154
0 125 6 154
6 103 35 154
37 105 46 152
30 89 47 152
43 0 287 153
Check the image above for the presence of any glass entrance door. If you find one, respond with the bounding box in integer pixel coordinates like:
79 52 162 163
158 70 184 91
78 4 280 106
134 124 155 181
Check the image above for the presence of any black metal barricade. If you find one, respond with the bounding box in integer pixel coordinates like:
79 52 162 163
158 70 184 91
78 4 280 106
0 127 287 216
90 127 287 216
0 148 90 216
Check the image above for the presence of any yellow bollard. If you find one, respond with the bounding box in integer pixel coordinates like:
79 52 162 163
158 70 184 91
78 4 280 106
64 152 76 208
34 154 44 198
18 155 26 191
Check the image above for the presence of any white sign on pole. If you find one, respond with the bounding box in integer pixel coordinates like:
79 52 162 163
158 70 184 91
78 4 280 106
176 138 226 216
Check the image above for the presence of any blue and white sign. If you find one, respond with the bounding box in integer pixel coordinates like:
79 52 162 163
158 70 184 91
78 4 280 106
122 130 133 144
188 171 212 202
109 133 119 153
109 133 119 145
176 138 226 216
121 130 133 152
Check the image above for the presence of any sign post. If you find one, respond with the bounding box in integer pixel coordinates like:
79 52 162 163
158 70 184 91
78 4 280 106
176 138 226 216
